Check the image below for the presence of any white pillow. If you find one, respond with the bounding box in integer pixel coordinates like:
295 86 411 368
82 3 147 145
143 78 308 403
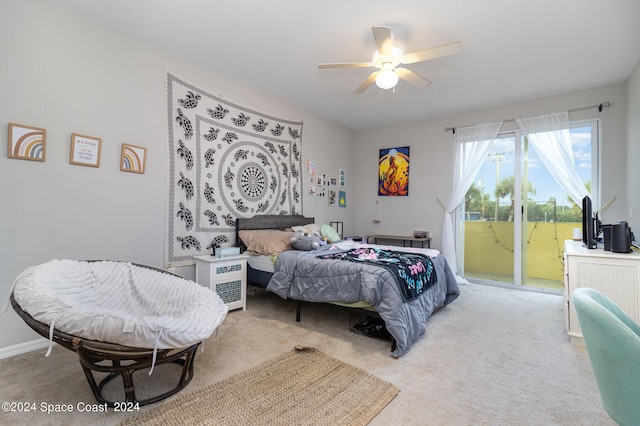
291 223 322 235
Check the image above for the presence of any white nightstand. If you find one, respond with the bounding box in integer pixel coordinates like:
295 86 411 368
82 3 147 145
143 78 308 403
194 254 249 311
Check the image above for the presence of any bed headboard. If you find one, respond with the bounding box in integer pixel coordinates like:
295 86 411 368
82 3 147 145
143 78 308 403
235 214 315 250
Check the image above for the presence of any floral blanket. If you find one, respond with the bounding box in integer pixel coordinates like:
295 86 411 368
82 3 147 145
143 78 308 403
317 247 437 302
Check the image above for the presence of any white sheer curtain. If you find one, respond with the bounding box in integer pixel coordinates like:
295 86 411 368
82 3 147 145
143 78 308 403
515 112 589 205
440 121 503 281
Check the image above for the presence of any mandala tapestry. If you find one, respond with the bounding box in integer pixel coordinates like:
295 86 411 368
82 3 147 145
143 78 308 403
166 73 303 266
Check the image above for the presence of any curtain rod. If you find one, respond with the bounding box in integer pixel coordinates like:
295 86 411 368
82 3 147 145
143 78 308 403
444 101 611 134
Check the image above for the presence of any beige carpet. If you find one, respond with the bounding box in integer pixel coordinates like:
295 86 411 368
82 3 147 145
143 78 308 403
0 283 616 425
121 346 398 426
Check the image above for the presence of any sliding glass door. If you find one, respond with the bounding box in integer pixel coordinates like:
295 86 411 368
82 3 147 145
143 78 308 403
460 120 597 288
461 135 517 284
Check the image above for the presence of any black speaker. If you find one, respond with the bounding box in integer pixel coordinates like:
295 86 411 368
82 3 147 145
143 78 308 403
602 224 612 251
611 221 631 253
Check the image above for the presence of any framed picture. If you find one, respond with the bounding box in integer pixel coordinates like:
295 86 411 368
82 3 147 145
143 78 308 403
120 143 147 174
339 190 347 207
70 133 102 167
339 169 346 187
328 189 337 206
307 160 315 175
7 123 46 161
378 146 410 196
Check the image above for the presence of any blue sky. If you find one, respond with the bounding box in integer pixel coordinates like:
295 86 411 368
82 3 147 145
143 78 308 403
474 127 592 208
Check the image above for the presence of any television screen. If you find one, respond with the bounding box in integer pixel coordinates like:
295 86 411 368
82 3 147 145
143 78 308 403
582 196 597 249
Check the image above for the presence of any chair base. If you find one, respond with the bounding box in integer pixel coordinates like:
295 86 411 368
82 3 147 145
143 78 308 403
76 342 199 407
11 294 199 407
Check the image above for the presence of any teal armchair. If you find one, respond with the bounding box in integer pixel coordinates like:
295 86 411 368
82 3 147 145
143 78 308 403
572 287 640 425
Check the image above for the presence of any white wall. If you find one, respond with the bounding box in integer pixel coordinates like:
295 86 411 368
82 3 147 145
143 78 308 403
353 83 629 248
0 0 355 350
627 59 640 234
1 0 634 353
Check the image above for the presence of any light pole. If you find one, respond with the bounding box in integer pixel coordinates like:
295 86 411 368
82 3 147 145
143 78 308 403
489 152 508 221
478 178 484 220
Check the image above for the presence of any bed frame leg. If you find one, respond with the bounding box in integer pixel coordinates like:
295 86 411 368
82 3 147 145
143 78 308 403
296 300 301 322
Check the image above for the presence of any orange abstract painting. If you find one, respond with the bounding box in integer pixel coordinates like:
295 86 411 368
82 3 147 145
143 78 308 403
378 146 409 196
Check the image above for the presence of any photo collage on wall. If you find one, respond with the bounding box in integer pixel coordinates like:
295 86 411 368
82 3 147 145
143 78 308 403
307 160 346 207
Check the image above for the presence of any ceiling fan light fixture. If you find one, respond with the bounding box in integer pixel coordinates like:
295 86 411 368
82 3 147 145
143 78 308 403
318 26 461 94
375 67 398 90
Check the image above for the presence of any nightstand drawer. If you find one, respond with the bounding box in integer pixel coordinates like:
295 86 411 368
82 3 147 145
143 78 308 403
212 279 244 310
212 261 245 278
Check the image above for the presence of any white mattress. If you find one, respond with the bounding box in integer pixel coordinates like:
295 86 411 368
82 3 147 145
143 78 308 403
246 253 276 273
12 259 228 351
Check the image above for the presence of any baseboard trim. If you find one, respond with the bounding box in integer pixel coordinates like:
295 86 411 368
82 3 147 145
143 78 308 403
0 338 49 359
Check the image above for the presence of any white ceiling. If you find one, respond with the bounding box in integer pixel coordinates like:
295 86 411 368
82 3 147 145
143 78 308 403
48 0 640 131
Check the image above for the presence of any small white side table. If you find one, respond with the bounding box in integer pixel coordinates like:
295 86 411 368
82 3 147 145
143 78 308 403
194 254 249 311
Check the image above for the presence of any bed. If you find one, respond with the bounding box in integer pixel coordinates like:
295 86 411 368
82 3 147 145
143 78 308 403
235 214 460 357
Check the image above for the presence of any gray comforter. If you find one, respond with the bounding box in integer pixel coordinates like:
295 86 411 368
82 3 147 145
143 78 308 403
267 242 460 357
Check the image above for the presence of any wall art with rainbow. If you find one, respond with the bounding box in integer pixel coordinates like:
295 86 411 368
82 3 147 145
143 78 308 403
120 143 147 174
8 123 46 161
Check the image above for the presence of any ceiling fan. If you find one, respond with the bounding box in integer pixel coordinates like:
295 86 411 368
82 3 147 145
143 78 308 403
318 26 462 94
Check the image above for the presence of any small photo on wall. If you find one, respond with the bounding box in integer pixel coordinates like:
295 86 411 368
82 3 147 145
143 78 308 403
7 123 46 162
339 190 347 207
328 189 337 206
120 143 147 174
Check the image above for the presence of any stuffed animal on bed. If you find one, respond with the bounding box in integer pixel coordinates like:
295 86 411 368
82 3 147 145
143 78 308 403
290 230 326 251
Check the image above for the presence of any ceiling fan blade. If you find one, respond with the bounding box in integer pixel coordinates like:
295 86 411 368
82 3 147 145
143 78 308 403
401 41 463 64
396 68 431 87
353 71 379 94
372 26 393 55
318 62 373 69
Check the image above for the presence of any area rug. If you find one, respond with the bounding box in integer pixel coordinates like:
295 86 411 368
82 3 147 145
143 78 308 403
165 72 304 266
121 346 399 426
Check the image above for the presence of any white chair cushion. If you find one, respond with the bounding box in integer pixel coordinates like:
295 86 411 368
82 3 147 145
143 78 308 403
12 259 228 349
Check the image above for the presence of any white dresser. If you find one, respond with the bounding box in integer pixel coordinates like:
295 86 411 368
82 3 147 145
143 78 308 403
194 254 249 311
564 240 640 344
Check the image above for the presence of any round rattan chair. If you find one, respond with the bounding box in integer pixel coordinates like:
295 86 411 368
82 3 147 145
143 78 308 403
10 260 227 407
